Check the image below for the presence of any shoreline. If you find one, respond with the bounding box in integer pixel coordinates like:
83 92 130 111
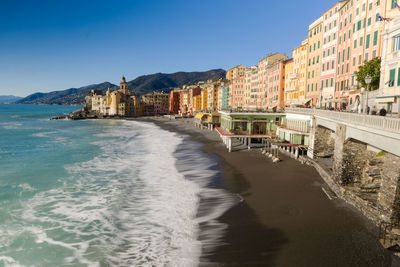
138 116 400 267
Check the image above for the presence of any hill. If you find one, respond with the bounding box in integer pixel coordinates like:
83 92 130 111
0 95 23 103
16 69 226 105
16 82 117 105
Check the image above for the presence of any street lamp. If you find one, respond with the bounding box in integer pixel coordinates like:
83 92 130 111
364 74 372 114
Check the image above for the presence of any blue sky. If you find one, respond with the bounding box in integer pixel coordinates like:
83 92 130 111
0 0 338 96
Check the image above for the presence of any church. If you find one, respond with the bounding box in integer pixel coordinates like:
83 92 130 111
86 76 143 117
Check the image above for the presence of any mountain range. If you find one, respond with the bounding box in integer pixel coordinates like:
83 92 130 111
16 69 226 105
0 95 23 103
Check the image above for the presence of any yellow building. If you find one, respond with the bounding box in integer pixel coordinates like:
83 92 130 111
284 58 294 106
192 95 202 112
226 65 246 80
306 16 324 107
201 89 208 111
285 39 309 106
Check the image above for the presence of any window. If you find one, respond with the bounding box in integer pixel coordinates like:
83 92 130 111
338 52 341 64
389 69 395 87
360 37 363 46
365 53 369 62
332 60 334 69
353 23 356 33
374 31 378 46
323 51 326 58
372 50 377 59
353 57 356 66
357 20 361 30
354 39 357 48
332 47 335 54
350 14 352 23
318 41 320 48
369 3 372 10
344 33 346 42
394 35 400 51
376 13 380 22
342 49 345 62
366 34 370 49
392 0 397 9
327 49 330 56
349 29 351 39
347 47 350 60
368 17 371 26
331 78 334 87
321 80 324 89
339 36 342 44
326 79 329 87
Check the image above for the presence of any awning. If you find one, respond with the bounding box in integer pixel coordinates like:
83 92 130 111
195 113 204 120
377 97 396 103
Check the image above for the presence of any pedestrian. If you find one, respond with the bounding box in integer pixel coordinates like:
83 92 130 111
371 106 377 115
379 107 387 116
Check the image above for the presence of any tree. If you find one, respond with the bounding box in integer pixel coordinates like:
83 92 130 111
355 57 381 91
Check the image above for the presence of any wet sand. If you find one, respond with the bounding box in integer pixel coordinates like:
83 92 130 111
137 117 400 267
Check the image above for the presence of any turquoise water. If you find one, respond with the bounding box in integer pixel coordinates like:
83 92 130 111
0 104 231 267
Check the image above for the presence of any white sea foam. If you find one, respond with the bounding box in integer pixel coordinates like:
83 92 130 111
3 120 235 266
0 122 22 129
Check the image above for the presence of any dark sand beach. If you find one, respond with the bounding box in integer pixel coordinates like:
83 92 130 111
138 117 400 267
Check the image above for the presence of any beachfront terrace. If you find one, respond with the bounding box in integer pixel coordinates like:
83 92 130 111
219 111 286 136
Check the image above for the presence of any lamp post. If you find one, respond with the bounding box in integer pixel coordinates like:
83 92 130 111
364 74 372 114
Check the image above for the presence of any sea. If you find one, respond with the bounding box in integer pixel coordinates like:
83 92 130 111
0 104 235 267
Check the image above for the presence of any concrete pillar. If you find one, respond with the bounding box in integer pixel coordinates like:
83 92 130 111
377 153 400 223
307 116 316 159
295 147 299 159
248 138 251 150
228 138 232 152
332 123 347 185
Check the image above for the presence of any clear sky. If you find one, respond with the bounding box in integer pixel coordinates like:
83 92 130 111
0 0 339 97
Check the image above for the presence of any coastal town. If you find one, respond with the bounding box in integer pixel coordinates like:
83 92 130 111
77 0 400 254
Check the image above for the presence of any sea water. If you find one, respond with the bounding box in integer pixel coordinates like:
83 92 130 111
0 104 234 267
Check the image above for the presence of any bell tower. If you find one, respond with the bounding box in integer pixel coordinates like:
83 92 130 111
120 76 128 94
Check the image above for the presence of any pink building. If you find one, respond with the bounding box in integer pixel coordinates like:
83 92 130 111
231 76 245 108
320 2 343 109
265 59 286 110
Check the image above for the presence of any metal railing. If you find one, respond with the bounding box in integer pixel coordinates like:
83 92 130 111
285 107 400 134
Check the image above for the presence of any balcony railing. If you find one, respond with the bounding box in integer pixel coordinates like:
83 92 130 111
285 107 400 134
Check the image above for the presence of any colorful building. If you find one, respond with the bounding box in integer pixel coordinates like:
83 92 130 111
265 57 287 110
169 89 180 114
320 2 343 109
378 2 400 115
285 39 309 106
306 16 324 107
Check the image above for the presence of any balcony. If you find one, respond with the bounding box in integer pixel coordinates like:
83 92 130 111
285 86 299 92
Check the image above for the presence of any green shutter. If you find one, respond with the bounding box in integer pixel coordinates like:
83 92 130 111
398 68 400 86
390 69 395 86
392 0 397 9
366 34 370 48
360 37 363 46
338 52 341 64
347 47 350 60
354 39 357 48
373 31 378 46
368 17 371 26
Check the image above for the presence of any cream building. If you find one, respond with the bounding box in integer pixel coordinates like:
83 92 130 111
378 4 400 115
